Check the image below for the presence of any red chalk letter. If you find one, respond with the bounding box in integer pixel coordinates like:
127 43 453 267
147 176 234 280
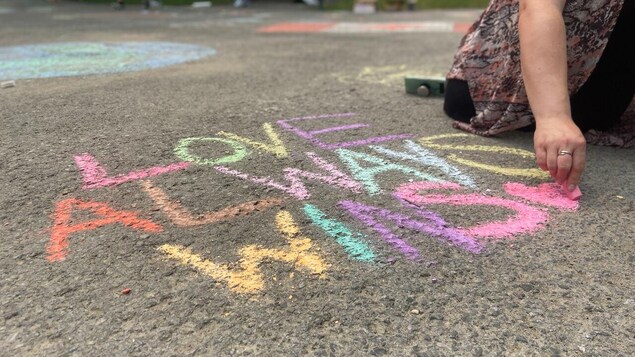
46 198 163 262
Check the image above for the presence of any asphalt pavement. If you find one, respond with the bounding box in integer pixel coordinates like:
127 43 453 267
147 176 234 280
1 1 634 356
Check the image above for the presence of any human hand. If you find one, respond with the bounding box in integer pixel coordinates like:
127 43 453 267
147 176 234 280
533 118 586 191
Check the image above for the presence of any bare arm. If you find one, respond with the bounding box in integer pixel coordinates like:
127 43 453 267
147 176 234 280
519 0 586 192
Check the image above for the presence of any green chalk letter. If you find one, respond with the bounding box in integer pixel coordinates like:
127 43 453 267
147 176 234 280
175 137 248 166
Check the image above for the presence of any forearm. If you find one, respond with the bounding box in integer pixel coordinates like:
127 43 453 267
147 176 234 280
519 0 571 126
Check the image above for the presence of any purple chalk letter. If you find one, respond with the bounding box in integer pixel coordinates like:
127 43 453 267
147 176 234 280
277 113 413 150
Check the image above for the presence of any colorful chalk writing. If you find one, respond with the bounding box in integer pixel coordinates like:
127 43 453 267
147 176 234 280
174 137 249 166
47 198 163 262
503 182 580 211
140 180 284 227
44 110 585 295
74 153 190 189
418 134 550 179
0 42 216 80
447 155 549 179
214 151 362 200
303 204 376 262
336 148 443 195
394 181 549 239
158 210 327 294
370 140 476 188
217 123 289 158
419 134 536 158
339 199 483 261
277 113 413 150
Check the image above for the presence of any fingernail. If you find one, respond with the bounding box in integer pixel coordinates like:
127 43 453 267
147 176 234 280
568 184 576 192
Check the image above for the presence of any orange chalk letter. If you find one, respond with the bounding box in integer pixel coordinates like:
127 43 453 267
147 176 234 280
46 198 163 262
140 180 284 227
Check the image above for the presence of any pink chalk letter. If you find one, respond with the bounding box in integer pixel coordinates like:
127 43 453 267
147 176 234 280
504 182 580 211
395 181 549 239
214 151 362 200
74 154 191 190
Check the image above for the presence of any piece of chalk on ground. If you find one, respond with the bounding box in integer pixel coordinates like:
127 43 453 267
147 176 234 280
563 184 582 200
1 80 16 88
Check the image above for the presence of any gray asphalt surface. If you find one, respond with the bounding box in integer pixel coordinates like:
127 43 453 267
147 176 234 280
1 1 634 356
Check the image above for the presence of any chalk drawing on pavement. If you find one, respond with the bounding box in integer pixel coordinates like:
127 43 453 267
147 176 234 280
140 180 284 227
334 65 444 87
46 198 163 263
0 42 216 80
158 210 328 294
42 112 584 295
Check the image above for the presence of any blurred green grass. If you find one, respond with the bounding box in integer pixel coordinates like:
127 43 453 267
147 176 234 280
73 0 489 9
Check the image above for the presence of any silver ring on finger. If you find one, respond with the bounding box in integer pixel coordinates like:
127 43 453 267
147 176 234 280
558 150 573 157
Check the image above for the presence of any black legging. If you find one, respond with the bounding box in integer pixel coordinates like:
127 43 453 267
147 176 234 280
444 0 634 132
